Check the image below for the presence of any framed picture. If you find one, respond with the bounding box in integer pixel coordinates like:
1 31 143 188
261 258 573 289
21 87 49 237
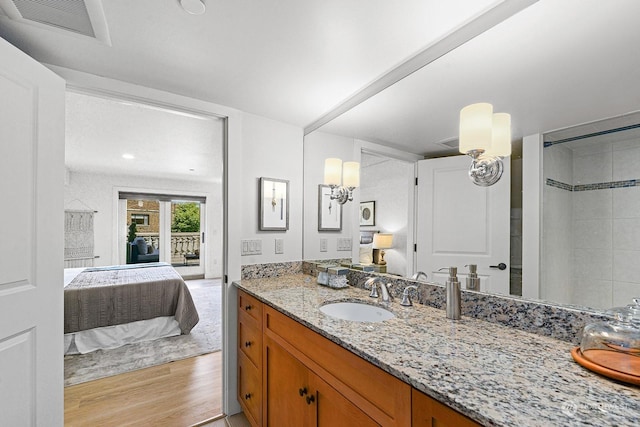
359 201 375 226
259 177 289 231
318 185 342 231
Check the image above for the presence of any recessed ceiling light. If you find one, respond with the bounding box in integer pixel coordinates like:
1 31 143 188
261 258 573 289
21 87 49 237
122 153 135 160
189 168 195 172
180 0 206 15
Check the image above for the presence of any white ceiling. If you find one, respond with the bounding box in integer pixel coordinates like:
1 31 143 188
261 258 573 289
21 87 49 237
65 91 224 182
1 0 639 159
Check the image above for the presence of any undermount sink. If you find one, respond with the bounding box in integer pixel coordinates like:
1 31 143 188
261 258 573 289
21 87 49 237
319 301 395 322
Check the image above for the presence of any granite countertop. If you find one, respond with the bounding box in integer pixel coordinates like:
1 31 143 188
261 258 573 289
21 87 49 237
235 274 640 427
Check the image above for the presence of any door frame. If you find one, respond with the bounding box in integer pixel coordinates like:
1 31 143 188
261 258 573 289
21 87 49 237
54 69 243 416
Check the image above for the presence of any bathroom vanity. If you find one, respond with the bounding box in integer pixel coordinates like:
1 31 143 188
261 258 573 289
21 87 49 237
235 274 639 426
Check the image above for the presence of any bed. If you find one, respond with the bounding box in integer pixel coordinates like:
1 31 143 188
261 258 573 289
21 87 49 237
64 262 199 354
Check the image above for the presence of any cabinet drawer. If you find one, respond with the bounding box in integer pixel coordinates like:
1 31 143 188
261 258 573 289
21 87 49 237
238 350 262 427
238 312 262 367
239 290 262 323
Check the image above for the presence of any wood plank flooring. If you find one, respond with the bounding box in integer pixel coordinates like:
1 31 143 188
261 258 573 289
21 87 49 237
65 351 222 427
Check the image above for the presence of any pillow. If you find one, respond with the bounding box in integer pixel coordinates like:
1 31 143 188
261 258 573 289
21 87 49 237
134 237 148 255
359 243 373 265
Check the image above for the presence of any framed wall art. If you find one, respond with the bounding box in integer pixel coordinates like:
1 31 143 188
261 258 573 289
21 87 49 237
259 177 289 231
359 200 375 226
318 184 342 231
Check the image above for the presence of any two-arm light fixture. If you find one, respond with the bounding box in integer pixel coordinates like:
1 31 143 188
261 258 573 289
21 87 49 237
459 102 512 186
324 158 360 204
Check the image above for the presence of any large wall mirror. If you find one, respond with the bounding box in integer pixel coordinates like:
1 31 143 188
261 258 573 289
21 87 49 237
302 0 640 313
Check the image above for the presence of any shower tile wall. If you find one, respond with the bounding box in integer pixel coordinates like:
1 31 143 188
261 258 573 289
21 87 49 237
543 139 640 309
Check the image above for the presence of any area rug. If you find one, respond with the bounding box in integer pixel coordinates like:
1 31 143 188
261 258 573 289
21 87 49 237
64 283 222 386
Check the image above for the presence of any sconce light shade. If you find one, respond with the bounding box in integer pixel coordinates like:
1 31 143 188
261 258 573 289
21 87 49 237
458 102 512 187
489 112 512 157
373 233 393 249
324 158 342 186
342 161 360 188
459 102 493 154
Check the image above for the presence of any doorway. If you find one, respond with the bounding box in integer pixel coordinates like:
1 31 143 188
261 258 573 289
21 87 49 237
64 89 225 424
119 194 207 278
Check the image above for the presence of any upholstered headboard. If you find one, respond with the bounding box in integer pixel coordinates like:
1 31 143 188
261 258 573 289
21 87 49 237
359 230 379 244
359 230 379 264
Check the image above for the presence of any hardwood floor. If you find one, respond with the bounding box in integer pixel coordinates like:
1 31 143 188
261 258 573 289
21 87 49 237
65 351 222 427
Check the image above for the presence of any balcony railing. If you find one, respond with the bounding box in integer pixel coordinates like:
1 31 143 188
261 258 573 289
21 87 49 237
136 232 200 265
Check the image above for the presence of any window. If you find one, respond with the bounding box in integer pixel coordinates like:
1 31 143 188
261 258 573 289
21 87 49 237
131 214 149 226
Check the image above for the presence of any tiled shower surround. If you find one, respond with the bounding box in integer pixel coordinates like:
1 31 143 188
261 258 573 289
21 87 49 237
543 135 640 309
241 261 608 344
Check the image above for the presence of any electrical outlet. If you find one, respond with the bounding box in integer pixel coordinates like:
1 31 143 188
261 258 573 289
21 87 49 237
320 238 328 252
275 238 284 254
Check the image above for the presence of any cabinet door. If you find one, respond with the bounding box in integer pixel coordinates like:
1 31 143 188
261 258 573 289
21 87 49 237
265 336 311 427
412 389 480 427
238 351 262 427
311 373 379 427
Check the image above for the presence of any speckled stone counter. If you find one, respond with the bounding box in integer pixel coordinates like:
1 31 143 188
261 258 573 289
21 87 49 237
235 274 639 427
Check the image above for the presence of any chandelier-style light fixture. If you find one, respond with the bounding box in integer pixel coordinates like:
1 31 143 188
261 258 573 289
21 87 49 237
324 158 360 204
459 103 511 186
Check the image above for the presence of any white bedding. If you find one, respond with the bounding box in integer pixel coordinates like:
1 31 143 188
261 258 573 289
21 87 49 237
63 267 181 354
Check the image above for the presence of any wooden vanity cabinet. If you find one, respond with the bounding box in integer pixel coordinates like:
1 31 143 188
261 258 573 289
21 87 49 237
412 388 481 427
237 289 481 427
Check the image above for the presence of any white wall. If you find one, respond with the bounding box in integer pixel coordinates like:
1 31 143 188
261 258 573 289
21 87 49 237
303 131 360 261
64 171 223 277
240 113 304 264
359 153 414 277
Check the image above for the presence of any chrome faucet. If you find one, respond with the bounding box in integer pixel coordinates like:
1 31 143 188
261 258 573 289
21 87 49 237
400 285 418 306
365 277 393 302
411 271 428 282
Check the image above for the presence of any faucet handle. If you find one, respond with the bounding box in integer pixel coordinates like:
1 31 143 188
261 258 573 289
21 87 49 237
400 285 419 306
365 277 379 298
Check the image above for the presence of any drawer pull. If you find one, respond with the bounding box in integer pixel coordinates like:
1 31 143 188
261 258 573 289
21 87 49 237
245 341 251 347
298 387 307 396
306 395 315 405
245 305 252 311
244 393 251 400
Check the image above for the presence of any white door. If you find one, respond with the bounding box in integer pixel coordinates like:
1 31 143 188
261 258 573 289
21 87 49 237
416 155 510 295
0 39 65 425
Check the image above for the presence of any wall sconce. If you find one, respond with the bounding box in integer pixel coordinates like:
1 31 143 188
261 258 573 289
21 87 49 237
324 158 360 204
459 103 511 186
372 233 393 265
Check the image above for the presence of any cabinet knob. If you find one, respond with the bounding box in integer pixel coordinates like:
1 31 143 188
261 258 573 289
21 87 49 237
298 387 307 396
245 341 251 347
245 305 252 311
306 395 315 405
244 393 251 400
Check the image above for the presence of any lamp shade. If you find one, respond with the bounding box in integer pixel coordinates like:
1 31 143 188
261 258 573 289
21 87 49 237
372 233 393 249
342 161 360 188
459 103 493 154
324 158 342 186
488 112 511 157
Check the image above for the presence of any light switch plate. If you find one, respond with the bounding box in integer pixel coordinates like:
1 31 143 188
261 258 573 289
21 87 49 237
275 238 284 254
337 237 352 251
320 238 328 252
241 239 262 255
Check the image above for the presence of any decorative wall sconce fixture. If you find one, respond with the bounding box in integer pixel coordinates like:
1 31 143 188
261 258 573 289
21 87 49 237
459 103 511 186
324 158 360 204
